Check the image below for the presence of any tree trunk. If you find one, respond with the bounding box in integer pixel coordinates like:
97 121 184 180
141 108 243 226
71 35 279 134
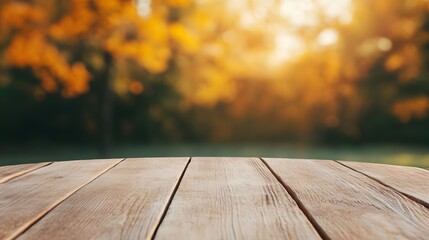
99 52 113 158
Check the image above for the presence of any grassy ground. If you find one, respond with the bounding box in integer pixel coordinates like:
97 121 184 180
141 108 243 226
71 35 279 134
1 144 429 168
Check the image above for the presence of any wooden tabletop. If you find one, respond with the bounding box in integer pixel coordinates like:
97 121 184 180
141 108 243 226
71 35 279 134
0 157 428 240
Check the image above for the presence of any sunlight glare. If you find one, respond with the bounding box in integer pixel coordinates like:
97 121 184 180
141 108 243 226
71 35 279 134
279 0 353 27
136 0 151 17
317 0 354 24
270 0 352 65
317 28 339 46
358 37 393 56
270 32 306 66
279 0 318 27
378 38 392 52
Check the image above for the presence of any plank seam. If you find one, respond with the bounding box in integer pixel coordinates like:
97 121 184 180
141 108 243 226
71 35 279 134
334 160 429 209
150 157 191 240
259 158 331 240
10 158 126 240
0 162 53 184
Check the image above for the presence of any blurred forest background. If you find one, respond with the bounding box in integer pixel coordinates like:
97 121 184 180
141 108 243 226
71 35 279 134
1 0 429 167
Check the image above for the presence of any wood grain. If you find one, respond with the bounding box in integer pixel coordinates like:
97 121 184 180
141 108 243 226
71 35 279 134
0 159 122 240
18 158 190 240
263 158 429 239
0 162 51 183
155 157 321 240
340 161 429 207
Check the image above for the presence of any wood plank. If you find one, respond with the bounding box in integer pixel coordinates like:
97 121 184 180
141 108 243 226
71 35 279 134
155 157 321 240
340 161 429 207
0 159 122 240
0 162 51 183
18 158 190 240
263 158 429 239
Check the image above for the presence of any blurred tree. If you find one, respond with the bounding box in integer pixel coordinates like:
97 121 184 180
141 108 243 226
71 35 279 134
1 0 429 147
172 0 429 143
0 0 197 156
352 0 429 143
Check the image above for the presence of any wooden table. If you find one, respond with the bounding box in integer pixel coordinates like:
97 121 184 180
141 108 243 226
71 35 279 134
0 157 428 240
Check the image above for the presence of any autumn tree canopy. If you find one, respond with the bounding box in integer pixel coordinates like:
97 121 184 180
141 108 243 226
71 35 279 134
1 0 429 143
0 0 196 96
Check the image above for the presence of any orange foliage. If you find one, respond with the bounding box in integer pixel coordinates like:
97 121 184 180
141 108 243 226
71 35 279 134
5 31 91 96
169 23 199 53
385 45 421 82
129 81 144 94
1 0 428 136
392 97 429 123
49 0 96 40
0 2 46 29
166 0 428 138
1 0 194 96
167 0 190 7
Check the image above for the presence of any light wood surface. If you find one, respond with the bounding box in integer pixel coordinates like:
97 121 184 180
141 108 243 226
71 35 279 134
263 158 429 240
340 161 429 207
155 157 321 240
0 159 122 240
0 162 51 183
18 158 189 240
0 157 428 239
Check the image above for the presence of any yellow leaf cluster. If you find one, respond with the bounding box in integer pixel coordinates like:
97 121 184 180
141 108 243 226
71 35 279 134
385 45 420 82
5 31 90 96
192 68 234 106
49 0 96 40
391 97 429 123
167 0 190 7
170 23 200 53
1 0 428 134
105 12 171 73
129 81 144 94
0 2 46 29
93 0 122 14
2 0 197 96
